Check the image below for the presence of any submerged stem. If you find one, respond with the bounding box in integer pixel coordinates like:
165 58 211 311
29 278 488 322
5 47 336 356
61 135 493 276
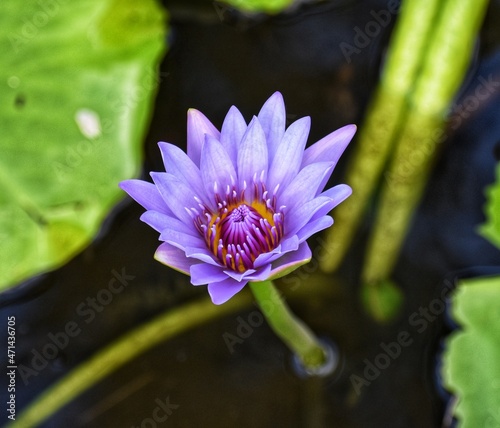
320 0 443 273
362 0 489 286
249 280 328 372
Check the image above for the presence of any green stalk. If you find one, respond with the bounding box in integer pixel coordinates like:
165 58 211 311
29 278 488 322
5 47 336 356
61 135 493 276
362 0 489 286
10 292 253 428
321 0 443 272
249 280 327 370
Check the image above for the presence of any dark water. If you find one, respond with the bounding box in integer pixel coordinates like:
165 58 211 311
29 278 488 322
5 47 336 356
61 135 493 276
1 0 500 426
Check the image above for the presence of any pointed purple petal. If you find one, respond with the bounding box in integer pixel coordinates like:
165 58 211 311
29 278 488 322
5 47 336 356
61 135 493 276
297 216 334 242
158 142 208 205
245 263 272 281
257 92 286 163
119 180 172 215
190 263 228 285
279 234 300 253
200 135 237 201
268 242 312 280
252 250 280 268
318 184 352 212
160 228 206 250
253 235 299 268
208 277 248 305
284 196 335 237
220 106 247 169
150 172 199 225
278 162 334 212
154 242 194 275
237 117 268 192
267 116 310 193
287 185 350 234
301 124 356 167
185 247 222 266
187 109 221 167
140 211 198 236
224 268 256 281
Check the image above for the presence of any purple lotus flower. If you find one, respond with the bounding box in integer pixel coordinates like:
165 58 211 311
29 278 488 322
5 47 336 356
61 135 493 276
120 92 355 304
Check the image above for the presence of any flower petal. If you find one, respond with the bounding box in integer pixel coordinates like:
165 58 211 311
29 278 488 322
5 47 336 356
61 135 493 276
267 116 311 193
140 211 198 236
190 263 228 285
220 106 247 169
187 108 221 167
257 91 286 163
284 196 336 237
185 247 222 266
150 172 199 225
279 162 334 212
224 268 256 282
245 263 272 281
160 228 206 250
208 277 248 305
201 135 237 202
158 142 207 205
268 242 312 280
301 124 356 167
154 242 194 275
119 180 172 215
297 216 333 242
237 116 268 192
318 184 352 211
253 235 299 268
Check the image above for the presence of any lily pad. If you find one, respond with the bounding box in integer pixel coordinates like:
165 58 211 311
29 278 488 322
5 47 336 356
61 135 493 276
442 276 500 427
479 162 500 250
0 0 167 291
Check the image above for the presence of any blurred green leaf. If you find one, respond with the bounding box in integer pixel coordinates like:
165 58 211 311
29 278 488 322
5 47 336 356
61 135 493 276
361 279 404 323
217 0 294 14
442 276 500 427
0 0 167 291
479 162 500 250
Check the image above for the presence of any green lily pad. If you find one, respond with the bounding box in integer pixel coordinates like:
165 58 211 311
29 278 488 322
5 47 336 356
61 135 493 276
0 0 167 291
442 276 500 427
479 162 500 250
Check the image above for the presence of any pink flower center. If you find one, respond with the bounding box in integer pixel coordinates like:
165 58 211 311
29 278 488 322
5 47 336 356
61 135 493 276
195 183 284 272
220 204 262 248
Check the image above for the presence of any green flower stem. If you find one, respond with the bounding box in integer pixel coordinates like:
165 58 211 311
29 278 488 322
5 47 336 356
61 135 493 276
249 280 326 370
362 0 489 286
10 292 253 428
320 0 443 273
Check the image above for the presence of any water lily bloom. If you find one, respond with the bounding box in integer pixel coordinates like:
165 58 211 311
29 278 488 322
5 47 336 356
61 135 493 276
120 92 356 304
